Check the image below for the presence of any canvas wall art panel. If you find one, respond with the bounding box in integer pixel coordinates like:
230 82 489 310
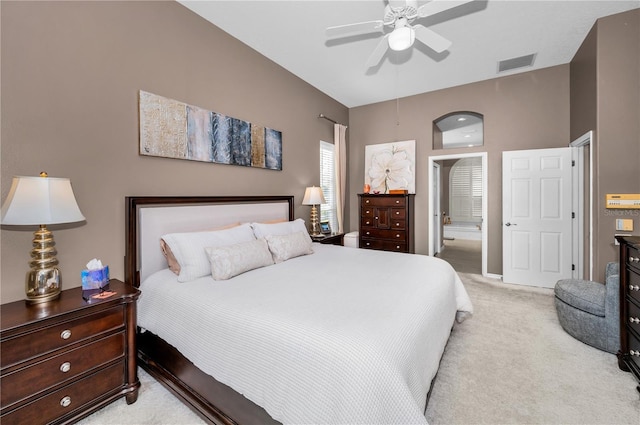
139 91 282 170
364 140 415 194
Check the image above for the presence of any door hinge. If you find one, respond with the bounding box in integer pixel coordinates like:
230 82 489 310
572 264 575 271
571 160 575 166
572 212 575 219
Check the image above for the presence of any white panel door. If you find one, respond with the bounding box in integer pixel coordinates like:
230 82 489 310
502 148 573 288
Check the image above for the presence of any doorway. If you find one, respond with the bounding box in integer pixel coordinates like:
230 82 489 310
428 152 488 276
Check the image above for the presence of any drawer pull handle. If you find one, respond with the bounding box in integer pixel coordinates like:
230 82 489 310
396 234 400 238
60 329 72 340
630 350 640 357
630 317 640 324
366 232 370 235
365 200 370 204
396 246 400 249
374 216 378 220
365 221 370 225
60 396 71 408
366 242 371 246
60 362 71 373
395 200 400 204
395 212 400 215
630 256 640 263
630 285 640 291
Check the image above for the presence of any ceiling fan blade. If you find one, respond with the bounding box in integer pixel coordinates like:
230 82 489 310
417 0 474 18
413 25 452 53
326 20 385 38
365 34 390 69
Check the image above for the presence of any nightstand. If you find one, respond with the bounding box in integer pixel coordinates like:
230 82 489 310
0 279 140 425
311 233 345 246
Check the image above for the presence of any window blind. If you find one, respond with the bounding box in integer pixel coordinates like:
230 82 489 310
450 157 482 222
320 141 338 232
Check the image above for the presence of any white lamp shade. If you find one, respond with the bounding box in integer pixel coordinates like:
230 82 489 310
388 26 415 51
302 186 326 205
1 176 85 225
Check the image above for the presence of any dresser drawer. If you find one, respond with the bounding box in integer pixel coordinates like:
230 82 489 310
361 196 406 207
360 238 407 252
628 299 640 337
628 331 640 372
390 208 406 219
0 362 124 425
1 332 124 408
628 245 640 274
1 306 124 369
361 207 374 218
628 270 640 305
361 229 406 241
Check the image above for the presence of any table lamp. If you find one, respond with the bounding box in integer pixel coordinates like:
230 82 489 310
302 186 326 237
1 172 85 304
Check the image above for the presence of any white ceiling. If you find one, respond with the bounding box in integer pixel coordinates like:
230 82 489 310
178 0 640 108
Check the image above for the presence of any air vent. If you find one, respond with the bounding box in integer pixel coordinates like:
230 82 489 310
497 53 536 73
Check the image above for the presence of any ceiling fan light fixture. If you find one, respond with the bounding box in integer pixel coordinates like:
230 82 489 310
388 26 415 51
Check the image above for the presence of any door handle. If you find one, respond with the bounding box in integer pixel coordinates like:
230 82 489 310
505 222 517 227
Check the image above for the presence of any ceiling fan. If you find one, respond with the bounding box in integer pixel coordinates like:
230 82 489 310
326 0 473 69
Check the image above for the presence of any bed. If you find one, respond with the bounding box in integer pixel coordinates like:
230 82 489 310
125 196 473 425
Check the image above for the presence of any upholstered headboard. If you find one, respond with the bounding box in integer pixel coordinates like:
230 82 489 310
125 196 294 286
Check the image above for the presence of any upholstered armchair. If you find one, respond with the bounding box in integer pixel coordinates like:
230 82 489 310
554 262 620 354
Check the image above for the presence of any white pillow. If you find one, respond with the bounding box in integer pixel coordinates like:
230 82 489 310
206 238 274 280
251 218 309 239
161 223 256 282
265 231 314 263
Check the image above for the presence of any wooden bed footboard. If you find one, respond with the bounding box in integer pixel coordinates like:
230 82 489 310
137 330 280 425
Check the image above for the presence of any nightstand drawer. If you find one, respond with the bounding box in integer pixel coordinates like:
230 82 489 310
1 306 124 368
1 362 124 425
1 332 124 408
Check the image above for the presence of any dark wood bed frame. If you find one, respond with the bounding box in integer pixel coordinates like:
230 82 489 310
125 196 292 425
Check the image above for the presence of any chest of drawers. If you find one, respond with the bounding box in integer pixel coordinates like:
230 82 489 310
0 279 140 424
616 235 640 394
358 194 415 253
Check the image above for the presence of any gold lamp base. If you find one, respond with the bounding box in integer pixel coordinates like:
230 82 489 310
309 205 322 237
26 225 61 304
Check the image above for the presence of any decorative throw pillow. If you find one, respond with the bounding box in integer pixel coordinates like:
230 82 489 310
251 218 309 239
265 231 314 263
161 223 256 282
206 238 274 280
160 239 181 275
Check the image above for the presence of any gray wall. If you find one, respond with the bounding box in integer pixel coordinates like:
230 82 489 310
348 65 571 275
1 1 348 303
571 9 640 281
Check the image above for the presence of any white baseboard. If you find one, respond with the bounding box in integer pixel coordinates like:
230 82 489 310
486 273 502 280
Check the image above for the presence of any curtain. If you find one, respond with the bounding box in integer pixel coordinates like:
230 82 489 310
334 124 347 233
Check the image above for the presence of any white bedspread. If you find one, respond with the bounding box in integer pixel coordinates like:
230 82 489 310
138 244 473 425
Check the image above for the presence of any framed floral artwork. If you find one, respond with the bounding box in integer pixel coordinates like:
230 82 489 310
364 140 415 194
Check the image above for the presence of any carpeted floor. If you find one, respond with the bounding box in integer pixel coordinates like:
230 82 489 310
79 273 640 425
437 239 482 275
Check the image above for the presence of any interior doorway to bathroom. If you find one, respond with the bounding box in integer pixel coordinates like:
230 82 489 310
428 152 487 276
